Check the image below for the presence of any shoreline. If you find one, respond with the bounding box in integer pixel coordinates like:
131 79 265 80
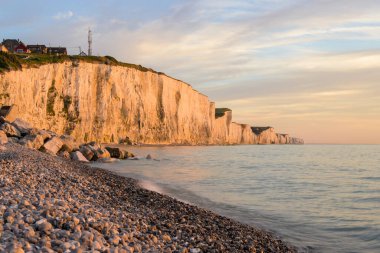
0 143 297 252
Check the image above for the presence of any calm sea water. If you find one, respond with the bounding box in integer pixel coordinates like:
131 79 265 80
93 145 380 253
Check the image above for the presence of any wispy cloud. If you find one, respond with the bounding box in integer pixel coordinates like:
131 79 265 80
53 11 74 20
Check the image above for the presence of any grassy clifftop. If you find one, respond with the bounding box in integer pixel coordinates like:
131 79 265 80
215 108 232 118
0 52 163 74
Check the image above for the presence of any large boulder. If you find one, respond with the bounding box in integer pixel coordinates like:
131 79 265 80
60 135 79 152
19 134 45 150
0 122 21 138
0 130 8 145
12 118 32 136
79 145 95 161
92 146 111 160
41 137 63 155
0 105 18 122
37 129 53 141
86 143 111 160
70 151 89 163
105 146 135 159
105 147 124 159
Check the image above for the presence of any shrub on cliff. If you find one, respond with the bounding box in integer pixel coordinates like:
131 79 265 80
215 108 232 118
0 52 22 72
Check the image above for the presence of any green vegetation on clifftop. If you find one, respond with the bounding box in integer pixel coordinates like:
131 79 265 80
215 108 232 118
0 52 22 72
0 52 163 75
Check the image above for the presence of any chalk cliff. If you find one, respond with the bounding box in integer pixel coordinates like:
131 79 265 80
0 60 303 145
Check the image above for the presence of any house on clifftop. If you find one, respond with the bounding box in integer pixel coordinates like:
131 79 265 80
47 47 67 55
14 42 29 53
27 44 47 54
2 39 22 52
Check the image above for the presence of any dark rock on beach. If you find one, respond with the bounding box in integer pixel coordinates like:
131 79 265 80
105 146 134 159
0 143 297 252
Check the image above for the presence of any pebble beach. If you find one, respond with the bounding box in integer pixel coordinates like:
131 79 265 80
0 143 296 252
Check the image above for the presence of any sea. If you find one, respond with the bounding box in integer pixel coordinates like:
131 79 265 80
92 145 380 253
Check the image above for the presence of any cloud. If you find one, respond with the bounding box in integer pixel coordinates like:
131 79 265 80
53 11 74 20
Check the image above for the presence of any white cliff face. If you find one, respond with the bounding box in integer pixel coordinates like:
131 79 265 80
277 134 289 144
253 127 279 144
0 61 303 145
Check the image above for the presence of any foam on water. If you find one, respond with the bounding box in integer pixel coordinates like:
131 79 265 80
138 179 165 194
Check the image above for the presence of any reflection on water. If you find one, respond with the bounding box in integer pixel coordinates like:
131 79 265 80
93 145 380 253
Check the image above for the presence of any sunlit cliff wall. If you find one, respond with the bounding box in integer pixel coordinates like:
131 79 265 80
0 61 303 145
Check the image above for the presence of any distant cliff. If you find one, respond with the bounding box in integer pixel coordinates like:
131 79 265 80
0 56 303 145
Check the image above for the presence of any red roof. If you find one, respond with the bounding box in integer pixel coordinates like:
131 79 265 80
15 42 28 52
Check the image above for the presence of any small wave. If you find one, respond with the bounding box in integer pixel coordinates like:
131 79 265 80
138 180 165 194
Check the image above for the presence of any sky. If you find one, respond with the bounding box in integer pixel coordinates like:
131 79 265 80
1 0 380 144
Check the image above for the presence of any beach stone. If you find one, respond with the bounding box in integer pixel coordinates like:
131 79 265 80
162 234 171 242
5 242 24 253
110 235 121 245
0 122 21 138
70 151 89 163
81 231 94 246
61 242 71 251
18 134 45 150
41 137 63 155
0 130 8 144
25 215 34 224
37 220 53 234
146 154 153 160
24 227 36 238
12 118 32 135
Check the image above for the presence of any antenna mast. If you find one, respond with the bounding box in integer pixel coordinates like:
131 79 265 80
88 28 92 56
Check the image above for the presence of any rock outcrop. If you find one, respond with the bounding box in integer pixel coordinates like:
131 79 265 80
0 60 303 145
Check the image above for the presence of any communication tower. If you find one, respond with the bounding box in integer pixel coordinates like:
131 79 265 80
88 28 92 56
